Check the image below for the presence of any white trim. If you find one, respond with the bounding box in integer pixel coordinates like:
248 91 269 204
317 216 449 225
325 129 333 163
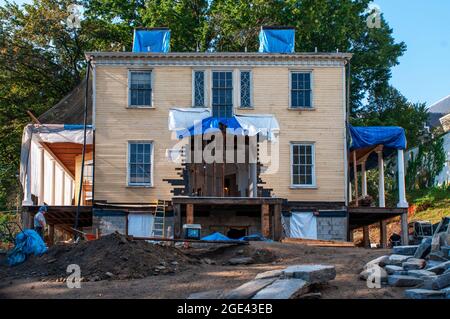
290 142 316 188
289 70 314 109
238 69 253 108
342 66 348 205
127 140 154 187
92 65 96 130
127 69 154 108
191 69 207 107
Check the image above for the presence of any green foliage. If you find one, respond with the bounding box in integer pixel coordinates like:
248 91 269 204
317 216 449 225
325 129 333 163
407 185 450 223
406 135 446 190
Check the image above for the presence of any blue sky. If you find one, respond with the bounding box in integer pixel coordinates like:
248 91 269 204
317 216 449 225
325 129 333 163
2 0 449 106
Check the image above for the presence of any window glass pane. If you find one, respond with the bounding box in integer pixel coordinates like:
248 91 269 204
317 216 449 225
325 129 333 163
194 71 205 107
129 72 152 106
212 71 233 118
291 72 312 108
129 142 152 185
292 143 314 186
240 71 251 108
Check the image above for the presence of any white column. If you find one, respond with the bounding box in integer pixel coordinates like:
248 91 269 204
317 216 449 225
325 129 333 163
361 161 367 197
68 179 73 205
377 150 385 208
22 152 33 206
397 149 409 208
249 163 257 197
348 181 352 202
60 170 65 205
50 159 56 205
38 146 45 205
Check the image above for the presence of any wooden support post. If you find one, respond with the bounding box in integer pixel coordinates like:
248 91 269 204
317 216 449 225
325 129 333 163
38 145 45 205
173 203 181 238
401 212 409 245
363 226 370 248
48 224 54 246
261 204 270 238
380 220 387 248
186 203 194 224
50 158 56 205
349 229 354 242
353 151 359 207
273 204 282 241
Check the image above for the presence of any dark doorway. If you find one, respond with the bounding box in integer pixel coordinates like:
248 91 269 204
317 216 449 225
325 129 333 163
227 227 247 239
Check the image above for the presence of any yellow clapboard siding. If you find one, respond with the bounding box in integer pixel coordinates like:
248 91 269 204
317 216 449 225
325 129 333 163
94 65 346 203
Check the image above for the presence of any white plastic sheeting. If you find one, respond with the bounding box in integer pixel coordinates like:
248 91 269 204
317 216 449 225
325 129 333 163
127 214 154 237
290 212 318 239
20 124 91 203
167 108 280 141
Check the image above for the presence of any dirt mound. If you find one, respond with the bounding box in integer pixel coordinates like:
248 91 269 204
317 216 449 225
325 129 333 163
1 233 195 281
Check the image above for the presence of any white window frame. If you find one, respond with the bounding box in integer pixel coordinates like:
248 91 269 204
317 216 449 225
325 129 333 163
238 70 253 108
192 69 207 107
210 69 235 116
128 69 154 108
289 70 314 109
127 140 154 187
290 142 316 188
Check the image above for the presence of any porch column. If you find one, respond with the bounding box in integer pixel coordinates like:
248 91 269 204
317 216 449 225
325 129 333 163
363 225 370 248
401 212 409 245
261 204 270 238
352 151 359 207
397 149 409 208
361 161 367 197
49 158 56 205
22 151 33 206
60 171 65 205
186 203 194 224
38 146 45 205
379 220 387 248
377 150 385 208
348 181 352 202
249 163 257 197
68 179 73 205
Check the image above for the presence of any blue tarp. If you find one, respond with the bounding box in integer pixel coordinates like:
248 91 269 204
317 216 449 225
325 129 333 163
132 29 170 53
7 229 48 266
178 116 243 139
201 232 271 242
349 125 407 151
258 28 295 53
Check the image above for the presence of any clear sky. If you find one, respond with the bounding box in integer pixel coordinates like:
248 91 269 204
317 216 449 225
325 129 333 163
2 0 449 106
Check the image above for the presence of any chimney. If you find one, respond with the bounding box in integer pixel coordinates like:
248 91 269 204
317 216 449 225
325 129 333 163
258 26 295 53
132 27 171 53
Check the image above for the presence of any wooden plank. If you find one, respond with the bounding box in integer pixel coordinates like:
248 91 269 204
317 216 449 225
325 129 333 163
380 220 387 248
282 237 355 247
273 204 282 241
131 236 248 245
363 226 370 248
261 204 270 238
173 203 181 238
186 203 194 224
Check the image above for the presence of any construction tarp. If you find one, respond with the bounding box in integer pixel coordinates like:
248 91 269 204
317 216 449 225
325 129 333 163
7 229 48 266
168 108 280 141
19 124 93 193
289 212 318 239
132 28 170 53
349 125 407 151
258 28 295 53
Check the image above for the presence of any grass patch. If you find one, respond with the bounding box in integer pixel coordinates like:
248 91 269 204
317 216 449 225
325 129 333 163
407 185 450 223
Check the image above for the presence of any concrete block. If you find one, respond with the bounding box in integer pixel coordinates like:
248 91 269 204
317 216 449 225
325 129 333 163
387 254 412 266
387 275 424 287
252 279 309 299
385 265 403 275
414 238 432 259
427 261 450 275
441 246 450 259
407 269 438 279
255 269 284 280
224 278 277 299
363 255 390 270
360 266 388 282
393 245 419 256
283 264 336 284
404 289 446 299
402 258 426 271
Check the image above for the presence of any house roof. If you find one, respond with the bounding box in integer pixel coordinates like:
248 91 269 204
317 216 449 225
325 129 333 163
427 95 450 129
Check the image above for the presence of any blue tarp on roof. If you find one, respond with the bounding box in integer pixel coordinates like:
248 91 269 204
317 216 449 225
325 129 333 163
178 116 243 139
132 29 170 53
258 28 295 53
349 125 407 151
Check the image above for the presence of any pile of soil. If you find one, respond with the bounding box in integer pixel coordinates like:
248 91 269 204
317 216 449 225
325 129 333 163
1 233 195 281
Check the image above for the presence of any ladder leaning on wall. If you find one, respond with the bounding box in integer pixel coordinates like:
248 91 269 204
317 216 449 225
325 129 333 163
151 200 168 238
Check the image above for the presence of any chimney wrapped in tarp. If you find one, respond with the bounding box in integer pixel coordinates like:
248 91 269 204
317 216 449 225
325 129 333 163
258 26 295 53
132 28 171 53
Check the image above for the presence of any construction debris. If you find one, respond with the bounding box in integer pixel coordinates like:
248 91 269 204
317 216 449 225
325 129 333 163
283 264 336 284
282 238 354 247
404 289 447 299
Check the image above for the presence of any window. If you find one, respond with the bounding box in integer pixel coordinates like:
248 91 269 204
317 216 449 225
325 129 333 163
193 70 205 107
240 71 252 108
212 71 233 118
128 141 153 186
129 71 152 107
291 143 315 186
290 72 312 108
